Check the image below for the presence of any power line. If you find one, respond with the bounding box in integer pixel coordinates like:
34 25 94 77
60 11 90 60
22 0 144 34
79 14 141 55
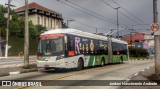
111 0 147 27
66 0 116 24
63 17 112 31
57 0 117 25
100 0 142 25
15 0 24 4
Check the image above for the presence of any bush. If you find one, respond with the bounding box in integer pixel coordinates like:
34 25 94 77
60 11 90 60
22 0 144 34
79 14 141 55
129 47 149 57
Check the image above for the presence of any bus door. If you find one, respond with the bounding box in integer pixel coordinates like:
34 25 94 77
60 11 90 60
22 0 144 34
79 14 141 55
108 37 113 63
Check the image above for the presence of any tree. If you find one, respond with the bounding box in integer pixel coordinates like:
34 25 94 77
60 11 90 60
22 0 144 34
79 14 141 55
0 5 7 35
29 21 37 39
36 25 47 34
9 10 21 37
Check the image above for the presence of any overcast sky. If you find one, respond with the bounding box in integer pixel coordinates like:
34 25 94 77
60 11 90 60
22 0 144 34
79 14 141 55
1 0 160 36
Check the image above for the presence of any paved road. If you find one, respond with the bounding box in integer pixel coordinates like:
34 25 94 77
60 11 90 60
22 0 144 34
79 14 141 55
0 57 36 68
0 60 154 89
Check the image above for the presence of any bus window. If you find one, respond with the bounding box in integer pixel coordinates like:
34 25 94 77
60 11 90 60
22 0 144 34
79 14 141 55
38 37 64 56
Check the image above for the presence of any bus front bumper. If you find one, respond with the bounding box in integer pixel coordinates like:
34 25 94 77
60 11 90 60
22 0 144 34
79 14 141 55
37 61 67 69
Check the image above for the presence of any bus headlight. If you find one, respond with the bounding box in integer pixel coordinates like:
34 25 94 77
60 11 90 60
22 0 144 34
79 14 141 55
56 56 64 60
37 56 43 60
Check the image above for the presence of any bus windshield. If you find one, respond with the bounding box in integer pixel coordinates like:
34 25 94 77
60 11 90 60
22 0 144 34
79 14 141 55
38 37 64 56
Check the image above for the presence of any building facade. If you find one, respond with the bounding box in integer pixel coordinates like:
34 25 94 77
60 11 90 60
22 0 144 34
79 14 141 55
123 32 154 54
15 2 62 29
122 32 145 46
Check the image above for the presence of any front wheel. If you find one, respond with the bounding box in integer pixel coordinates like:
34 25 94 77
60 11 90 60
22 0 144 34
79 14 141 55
77 59 83 71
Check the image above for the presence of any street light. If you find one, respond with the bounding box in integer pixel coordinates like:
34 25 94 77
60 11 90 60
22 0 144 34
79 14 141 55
66 19 75 27
114 7 120 39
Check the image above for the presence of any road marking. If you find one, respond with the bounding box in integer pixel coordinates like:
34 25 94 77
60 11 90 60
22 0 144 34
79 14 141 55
134 73 139 76
15 60 153 89
9 71 20 75
15 64 117 89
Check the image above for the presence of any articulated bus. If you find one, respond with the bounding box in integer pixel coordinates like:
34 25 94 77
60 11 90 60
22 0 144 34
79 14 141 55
37 29 128 70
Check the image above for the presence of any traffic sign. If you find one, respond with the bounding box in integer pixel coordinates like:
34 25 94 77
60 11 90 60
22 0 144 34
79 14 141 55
151 23 160 35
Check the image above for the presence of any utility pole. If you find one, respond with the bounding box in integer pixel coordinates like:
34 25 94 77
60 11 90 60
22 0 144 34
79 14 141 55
96 28 98 34
5 0 11 57
114 7 120 39
24 0 29 68
153 0 160 76
5 0 15 57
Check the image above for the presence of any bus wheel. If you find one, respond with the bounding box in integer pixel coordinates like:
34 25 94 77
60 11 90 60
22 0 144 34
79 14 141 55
120 56 123 64
77 59 83 71
101 58 105 67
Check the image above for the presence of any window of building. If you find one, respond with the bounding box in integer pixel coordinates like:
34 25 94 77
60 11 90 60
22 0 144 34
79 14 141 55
56 20 58 26
44 18 46 27
41 17 43 26
37 17 40 24
51 19 52 28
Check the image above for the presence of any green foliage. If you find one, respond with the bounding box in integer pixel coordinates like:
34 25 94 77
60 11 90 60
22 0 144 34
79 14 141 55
0 5 7 34
29 21 38 39
129 47 149 57
0 4 46 38
0 4 47 56
8 36 38 56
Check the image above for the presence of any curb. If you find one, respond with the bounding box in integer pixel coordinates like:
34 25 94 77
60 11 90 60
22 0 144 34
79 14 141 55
0 68 38 77
123 66 153 84
0 63 38 77
128 58 153 61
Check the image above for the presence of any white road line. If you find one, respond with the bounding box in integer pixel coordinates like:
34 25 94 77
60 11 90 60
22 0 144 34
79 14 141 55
9 71 20 75
134 73 139 76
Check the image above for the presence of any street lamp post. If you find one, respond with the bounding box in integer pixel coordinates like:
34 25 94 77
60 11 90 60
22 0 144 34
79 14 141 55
114 7 120 39
66 19 75 27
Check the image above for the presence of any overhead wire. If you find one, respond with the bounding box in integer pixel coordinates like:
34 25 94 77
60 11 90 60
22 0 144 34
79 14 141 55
111 0 149 30
100 0 149 31
57 0 117 25
111 0 147 25
66 0 116 24
100 0 141 25
63 17 112 31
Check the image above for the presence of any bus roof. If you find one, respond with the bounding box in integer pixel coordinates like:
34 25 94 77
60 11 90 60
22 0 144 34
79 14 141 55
41 28 127 44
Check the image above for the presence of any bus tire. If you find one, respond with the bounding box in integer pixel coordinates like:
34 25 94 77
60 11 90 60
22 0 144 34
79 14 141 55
77 58 83 71
120 56 123 64
101 58 105 67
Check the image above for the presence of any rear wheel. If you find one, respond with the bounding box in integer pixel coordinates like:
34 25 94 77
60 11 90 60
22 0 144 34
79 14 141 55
77 59 83 71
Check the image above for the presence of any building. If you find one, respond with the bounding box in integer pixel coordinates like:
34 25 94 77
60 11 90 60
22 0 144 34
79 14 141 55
15 2 62 29
122 32 145 46
123 32 154 55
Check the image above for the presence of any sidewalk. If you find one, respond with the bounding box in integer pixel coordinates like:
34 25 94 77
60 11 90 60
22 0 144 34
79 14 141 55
0 56 38 77
118 66 160 89
0 64 37 77
0 55 36 60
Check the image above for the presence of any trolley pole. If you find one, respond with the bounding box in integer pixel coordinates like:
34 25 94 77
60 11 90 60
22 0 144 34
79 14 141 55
24 0 29 68
153 0 160 76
